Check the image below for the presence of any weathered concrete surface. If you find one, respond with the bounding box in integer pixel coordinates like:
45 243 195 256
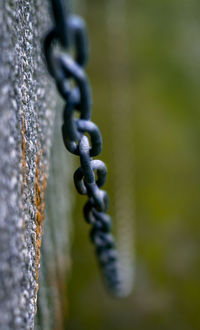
0 1 72 329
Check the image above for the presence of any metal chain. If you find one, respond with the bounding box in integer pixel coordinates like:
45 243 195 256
44 0 127 297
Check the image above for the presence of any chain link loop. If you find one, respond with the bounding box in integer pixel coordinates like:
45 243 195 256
44 0 127 297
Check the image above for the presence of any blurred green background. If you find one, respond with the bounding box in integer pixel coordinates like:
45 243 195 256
67 0 200 329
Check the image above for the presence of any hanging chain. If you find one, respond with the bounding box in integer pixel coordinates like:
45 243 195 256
44 0 127 297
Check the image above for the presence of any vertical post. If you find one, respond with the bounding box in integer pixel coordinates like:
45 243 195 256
0 1 72 328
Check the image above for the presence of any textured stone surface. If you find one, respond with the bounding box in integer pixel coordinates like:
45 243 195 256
0 1 71 329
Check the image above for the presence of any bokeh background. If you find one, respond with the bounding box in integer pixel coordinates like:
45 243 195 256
67 0 200 329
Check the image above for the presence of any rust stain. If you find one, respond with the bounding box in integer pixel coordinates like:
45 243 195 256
21 118 68 323
21 116 48 294
34 152 47 293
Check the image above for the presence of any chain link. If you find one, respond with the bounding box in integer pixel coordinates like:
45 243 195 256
44 0 127 297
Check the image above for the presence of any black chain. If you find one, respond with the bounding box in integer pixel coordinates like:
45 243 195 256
44 0 125 297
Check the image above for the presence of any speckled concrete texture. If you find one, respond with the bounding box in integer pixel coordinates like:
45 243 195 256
0 1 57 328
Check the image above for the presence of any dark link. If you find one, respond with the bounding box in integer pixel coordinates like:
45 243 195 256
79 135 95 184
78 120 102 156
44 16 89 104
90 228 115 250
62 89 81 143
63 119 102 156
102 263 123 292
55 54 91 120
87 185 109 212
44 28 57 77
74 170 109 212
74 144 108 211
93 212 112 232
97 248 119 265
103 264 119 284
102 263 121 285
67 15 89 67
44 11 88 64
73 136 94 194
49 0 69 47
81 157 107 188
44 52 91 120
44 29 72 93
84 200 112 232
73 166 88 195
74 137 106 188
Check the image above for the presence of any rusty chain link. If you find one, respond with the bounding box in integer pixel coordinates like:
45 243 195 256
44 0 128 297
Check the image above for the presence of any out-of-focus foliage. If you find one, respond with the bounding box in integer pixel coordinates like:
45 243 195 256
67 0 200 329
